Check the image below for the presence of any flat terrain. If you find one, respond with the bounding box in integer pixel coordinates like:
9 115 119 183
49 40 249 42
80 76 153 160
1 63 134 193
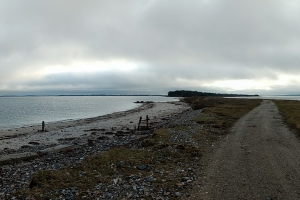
193 100 300 199
6 98 300 199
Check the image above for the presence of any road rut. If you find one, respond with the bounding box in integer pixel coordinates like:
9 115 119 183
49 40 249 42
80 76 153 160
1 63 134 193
194 100 300 199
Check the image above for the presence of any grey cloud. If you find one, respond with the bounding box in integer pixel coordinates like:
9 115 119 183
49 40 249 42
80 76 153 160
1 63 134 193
18 70 172 92
1 0 300 94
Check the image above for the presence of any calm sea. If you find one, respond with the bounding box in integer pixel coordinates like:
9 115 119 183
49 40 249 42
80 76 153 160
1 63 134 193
0 96 178 130
261 96 300 101
232 95 300 101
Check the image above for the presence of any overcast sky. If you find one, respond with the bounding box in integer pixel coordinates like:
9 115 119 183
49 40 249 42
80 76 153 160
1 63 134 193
1 0 300 95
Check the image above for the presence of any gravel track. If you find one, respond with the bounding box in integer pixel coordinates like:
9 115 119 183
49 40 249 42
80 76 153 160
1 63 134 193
192 100 300 199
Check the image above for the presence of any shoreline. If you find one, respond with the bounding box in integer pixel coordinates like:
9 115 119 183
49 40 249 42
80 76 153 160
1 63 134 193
0 96 180 131
0 102 149 139
0 101 190 151
0 103 145 133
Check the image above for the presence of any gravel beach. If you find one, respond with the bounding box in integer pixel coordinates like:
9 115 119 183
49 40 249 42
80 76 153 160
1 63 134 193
0 101 195 198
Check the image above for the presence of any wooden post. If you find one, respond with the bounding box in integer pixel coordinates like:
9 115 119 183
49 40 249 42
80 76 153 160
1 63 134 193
138 117 142 130
146 115 149 129
42 121 45 132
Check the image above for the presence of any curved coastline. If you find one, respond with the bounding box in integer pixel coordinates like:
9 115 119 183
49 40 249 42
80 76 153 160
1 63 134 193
0 101 190 150
0 96 179 131
0 102 152 139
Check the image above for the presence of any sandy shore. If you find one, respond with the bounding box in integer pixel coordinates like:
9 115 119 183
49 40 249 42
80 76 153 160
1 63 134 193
0 101 190 151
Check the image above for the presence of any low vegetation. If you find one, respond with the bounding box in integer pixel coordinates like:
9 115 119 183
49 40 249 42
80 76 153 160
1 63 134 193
15 128 202 199
183 97 262 143
168 90 259 97
14 97 262 199
274 100 300 136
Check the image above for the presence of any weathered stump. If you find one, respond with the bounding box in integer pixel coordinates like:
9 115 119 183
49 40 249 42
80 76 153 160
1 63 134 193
42 121 45 132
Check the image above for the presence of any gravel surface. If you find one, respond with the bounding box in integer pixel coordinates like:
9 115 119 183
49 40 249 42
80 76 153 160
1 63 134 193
190 100 300 199
0 107 204 199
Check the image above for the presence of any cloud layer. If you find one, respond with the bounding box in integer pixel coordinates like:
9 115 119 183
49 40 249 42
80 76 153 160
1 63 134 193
1 0 300 95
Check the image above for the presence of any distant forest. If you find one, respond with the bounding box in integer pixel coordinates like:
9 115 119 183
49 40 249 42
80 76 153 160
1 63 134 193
168 90 259 97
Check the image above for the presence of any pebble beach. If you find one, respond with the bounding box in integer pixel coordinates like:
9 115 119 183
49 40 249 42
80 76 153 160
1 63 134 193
0 101 200 199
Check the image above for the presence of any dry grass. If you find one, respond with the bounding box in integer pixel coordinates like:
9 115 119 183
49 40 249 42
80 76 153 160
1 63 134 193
184 97 262 143
274 100 300 136
16 129 201 199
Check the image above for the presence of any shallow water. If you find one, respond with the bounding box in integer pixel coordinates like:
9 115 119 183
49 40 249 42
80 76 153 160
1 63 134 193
230 95 300 101
0 96 178 130
261 95 300 101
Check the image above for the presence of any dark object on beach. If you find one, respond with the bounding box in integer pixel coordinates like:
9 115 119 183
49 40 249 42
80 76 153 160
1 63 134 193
138 117 142 130
137 165 147 170
137 115 150 130
117 161 125 168
28 141 40 145
134 101 144 103
88 139 95 146
147 115 149 129
97 136 110 140
134 101 153 103
42 121 45 132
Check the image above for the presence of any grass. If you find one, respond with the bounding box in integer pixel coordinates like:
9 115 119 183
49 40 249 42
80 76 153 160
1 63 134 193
273 100 300 136
183 97 262 143
15 129 201 199
13 97 262 199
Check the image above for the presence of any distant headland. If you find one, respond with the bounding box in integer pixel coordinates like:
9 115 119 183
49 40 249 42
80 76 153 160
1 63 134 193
167 90 259 97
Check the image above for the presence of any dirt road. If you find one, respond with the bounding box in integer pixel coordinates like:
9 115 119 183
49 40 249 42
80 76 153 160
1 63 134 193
192 100 300 199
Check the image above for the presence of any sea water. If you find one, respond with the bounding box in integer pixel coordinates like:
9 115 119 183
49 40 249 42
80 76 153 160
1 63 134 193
230 95 300 101
0 96 178 130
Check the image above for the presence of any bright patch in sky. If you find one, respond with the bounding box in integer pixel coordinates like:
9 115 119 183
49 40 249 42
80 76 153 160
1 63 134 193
203 74 300 92
203 80 272 91
43 60 138 74
276 74 300 86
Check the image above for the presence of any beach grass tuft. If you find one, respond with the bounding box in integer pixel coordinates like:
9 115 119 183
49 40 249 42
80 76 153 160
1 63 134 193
274 100 300 136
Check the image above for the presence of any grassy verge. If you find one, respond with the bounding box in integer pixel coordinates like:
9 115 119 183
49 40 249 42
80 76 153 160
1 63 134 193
273 100 300 136
183 97 262 143
14 97 262 199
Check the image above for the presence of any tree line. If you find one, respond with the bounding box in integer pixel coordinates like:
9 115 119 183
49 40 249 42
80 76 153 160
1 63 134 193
168 90 259 97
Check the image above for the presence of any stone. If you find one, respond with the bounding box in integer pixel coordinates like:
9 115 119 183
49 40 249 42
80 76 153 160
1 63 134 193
28 141 40 145
97 136 110 140
137 165 147 170
0 152 38 165
39 145 73 154
175 192 181 197
88 139 95 146
117 161 125 167
105 132 115 135
20 145 33 149
176 182 183 187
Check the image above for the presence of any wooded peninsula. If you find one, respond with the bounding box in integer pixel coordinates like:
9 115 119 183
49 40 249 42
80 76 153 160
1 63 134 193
168 90 259 97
